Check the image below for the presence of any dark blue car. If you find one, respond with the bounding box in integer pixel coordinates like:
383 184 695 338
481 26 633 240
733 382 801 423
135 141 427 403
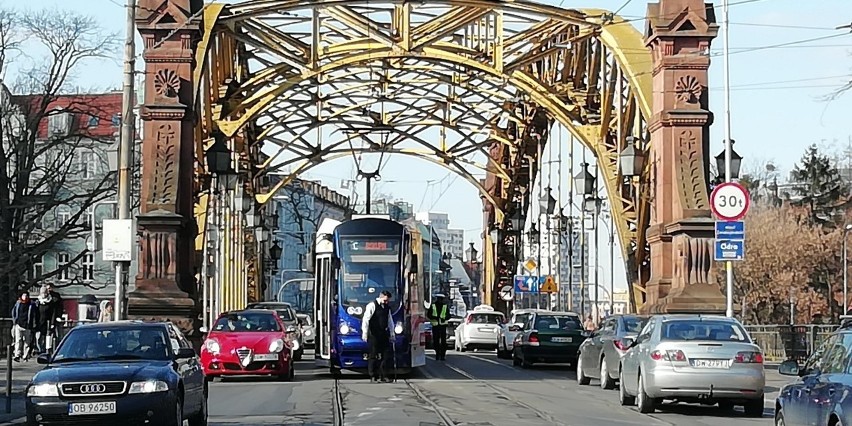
775 324 852 426
25 321 206 426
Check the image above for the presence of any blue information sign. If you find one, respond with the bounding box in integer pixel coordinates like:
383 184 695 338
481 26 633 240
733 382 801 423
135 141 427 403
714 240 745 261
715 221 745 239
514 275 539 293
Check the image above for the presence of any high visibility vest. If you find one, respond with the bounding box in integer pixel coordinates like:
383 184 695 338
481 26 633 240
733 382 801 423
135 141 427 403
430 304 448 326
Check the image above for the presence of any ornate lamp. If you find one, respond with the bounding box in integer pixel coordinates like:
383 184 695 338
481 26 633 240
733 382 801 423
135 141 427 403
573 162 595 196
619 136 647 177
715 139 743 181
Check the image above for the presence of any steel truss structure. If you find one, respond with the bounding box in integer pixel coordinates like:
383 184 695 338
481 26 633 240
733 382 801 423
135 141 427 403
189 1 654 311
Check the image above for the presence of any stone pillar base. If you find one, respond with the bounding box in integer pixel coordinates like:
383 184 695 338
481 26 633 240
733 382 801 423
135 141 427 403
641 283 730 314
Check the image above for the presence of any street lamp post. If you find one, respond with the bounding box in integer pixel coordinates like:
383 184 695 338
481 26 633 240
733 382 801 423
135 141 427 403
714 140 743 318
540 188 556 310
619 136 648 314
205 132 238 326
573 162 595 319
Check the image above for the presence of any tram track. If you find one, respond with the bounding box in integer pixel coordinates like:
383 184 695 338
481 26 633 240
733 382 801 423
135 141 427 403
332 378 344 426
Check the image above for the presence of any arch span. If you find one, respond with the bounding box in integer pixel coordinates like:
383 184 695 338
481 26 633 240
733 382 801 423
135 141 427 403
135 0 659 319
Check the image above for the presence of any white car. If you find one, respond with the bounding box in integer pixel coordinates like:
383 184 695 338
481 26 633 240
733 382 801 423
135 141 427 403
497 308 544 359
454 305 505 352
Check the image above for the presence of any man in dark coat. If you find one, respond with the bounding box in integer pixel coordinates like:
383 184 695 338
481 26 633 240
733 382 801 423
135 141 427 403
36 284 63 354
361 290 396 383
11 291 38 361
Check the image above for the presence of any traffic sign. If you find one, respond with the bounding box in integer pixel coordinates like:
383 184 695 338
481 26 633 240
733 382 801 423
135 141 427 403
540 276 557 293
499 285 514 301
523 257 537 273
714 239 745 261
514 275 539 293
715 221 745 239
710 182 750 221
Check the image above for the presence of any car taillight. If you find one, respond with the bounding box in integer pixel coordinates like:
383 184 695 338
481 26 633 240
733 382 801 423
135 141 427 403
735 351 763 363
614 340 629 351
528 334 539 345
650 349 686 361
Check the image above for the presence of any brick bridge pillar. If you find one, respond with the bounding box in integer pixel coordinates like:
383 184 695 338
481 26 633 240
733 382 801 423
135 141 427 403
642 0 726 313
130 0 201 332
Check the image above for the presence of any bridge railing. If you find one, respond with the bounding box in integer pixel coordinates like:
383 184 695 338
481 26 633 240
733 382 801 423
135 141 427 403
743 324 837 363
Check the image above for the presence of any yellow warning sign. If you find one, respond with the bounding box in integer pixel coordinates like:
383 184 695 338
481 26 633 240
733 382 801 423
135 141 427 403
540 276 557 293
523 259 537 273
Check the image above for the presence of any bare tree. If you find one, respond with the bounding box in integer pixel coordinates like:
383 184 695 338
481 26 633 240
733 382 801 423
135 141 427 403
0 8 119 312
281 182 331 269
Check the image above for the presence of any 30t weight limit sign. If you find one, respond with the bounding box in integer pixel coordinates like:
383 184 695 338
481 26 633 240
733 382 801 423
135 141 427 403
710 182 750 221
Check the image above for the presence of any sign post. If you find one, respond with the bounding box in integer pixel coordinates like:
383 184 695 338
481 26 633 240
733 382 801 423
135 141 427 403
710 182 750 318
499 285 514 301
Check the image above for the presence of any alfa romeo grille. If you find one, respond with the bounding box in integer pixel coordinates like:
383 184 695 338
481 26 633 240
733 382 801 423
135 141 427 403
60 381 126 397
237 348 252 366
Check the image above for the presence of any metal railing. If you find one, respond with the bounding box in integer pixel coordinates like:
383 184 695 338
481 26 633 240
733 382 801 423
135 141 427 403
744 324 837 362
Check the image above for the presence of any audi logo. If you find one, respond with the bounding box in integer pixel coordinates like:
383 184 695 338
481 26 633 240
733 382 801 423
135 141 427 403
79 384 107 394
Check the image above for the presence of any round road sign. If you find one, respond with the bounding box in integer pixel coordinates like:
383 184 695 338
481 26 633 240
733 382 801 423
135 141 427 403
499 285 514 301
710 182 750 221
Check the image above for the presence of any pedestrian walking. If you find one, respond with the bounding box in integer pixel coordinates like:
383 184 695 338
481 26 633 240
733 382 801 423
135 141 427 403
98 300 114 322
35 284 63 355
584 315 596 331
361 290 396 383
11 291 38 362
428 294 450 361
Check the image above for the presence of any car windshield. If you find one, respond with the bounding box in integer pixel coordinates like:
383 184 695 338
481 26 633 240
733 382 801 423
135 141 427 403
661 320 750 342
212 312 281 332
469 313 504 324
623 316 648 333
246 304 294 321
339 238 401 316
534 315 582 331
52 327 171 362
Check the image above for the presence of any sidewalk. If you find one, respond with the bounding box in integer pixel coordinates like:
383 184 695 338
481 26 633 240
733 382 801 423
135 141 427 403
0 358 44 425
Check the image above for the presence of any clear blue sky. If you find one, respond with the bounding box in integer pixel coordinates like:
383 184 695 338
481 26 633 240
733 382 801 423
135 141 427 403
13 0 852 293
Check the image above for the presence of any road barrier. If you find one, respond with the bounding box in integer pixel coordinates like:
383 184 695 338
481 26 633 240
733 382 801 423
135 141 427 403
744 324 836 362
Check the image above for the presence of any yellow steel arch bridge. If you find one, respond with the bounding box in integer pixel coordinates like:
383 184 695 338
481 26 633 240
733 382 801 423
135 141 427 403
131 0 722 333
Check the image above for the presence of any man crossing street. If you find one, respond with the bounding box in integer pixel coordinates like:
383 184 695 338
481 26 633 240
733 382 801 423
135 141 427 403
429 294 450 361
361 290 396 383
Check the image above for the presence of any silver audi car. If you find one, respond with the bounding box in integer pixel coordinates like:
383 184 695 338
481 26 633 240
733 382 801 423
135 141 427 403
618 314 765 417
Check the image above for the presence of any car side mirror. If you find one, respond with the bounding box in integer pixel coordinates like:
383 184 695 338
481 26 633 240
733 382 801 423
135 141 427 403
36 353 51 365
199 326 208 334
175 348 196 359
778 360 801 376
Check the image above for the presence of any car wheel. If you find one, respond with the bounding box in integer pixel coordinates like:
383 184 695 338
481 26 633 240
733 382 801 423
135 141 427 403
187 390 208 426
576 355 591 385
774 408 785 426
636 372 656 414
618 368 635 406
512 350 521 367
718 401 734 411
743 399 764 418
600 357 615 390
167 398 183 426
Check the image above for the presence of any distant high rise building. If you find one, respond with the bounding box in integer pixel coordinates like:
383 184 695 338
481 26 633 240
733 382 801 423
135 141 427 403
415 211 466 258
446 229 464 260
369 198 414 221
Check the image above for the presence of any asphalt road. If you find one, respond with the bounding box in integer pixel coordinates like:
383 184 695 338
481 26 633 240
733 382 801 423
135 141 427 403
208 349 786 426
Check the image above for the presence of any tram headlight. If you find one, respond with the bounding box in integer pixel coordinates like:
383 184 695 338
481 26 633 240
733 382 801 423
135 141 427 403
339 323 352 335
394 323 403 335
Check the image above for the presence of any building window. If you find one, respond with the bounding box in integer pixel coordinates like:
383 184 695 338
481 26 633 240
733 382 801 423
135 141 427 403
87 115 99 128
56 253 70 281
56 209 71 229
80 151 97 179
82 253 94 282
32 255 44 279
82 207 93 229
111 114 121 127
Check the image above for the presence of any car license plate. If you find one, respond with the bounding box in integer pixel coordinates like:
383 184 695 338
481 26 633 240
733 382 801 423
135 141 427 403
254 354 278 361
692 359 729 368
68 401 116 415
552 337 572 343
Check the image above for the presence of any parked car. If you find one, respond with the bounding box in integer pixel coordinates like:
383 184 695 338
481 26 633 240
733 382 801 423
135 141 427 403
511 311 586 368
497 309 544 359
25 321 207 426
446 317 462 347
246 302 305 360
775 320 852 426
618 314 764 417
297 313 315 348
577 314 649 389
453 305 505 352
200 310 295 381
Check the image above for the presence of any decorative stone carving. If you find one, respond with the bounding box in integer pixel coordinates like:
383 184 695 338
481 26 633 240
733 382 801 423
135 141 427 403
139 228 176 280
153 68 180 98
149 124 178 205
677 130 709 210
674 75 702 104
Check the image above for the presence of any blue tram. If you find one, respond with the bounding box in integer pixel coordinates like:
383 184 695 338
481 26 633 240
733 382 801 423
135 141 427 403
313 216 428 376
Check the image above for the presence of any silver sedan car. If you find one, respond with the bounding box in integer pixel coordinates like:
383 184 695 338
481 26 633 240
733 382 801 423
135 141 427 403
618 315 765 417
497 309 543 359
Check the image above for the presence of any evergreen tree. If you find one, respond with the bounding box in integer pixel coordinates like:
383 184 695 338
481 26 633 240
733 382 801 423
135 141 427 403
789 144 849 224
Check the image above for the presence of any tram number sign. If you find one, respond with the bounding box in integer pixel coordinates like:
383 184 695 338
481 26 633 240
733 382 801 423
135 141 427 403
710 182 750 221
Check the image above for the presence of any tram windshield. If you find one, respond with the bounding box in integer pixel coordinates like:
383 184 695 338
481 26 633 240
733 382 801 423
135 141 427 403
339 237 402 315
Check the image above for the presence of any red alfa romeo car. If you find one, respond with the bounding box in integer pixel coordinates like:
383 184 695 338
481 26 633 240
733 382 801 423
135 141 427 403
200 309 295 381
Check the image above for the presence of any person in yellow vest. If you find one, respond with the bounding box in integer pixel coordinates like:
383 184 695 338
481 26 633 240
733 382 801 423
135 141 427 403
429 294 450 360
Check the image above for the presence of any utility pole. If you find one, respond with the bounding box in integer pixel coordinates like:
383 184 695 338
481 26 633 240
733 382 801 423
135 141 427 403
722 0 734 318
115 0 136 320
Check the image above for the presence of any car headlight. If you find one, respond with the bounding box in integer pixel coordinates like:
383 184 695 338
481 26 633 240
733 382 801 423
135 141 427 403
394 323 403 335
269 338 285 353
339 323 351 335
304 330 312 336
27 383 58 397
204 339 220 354
128 380 168 394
